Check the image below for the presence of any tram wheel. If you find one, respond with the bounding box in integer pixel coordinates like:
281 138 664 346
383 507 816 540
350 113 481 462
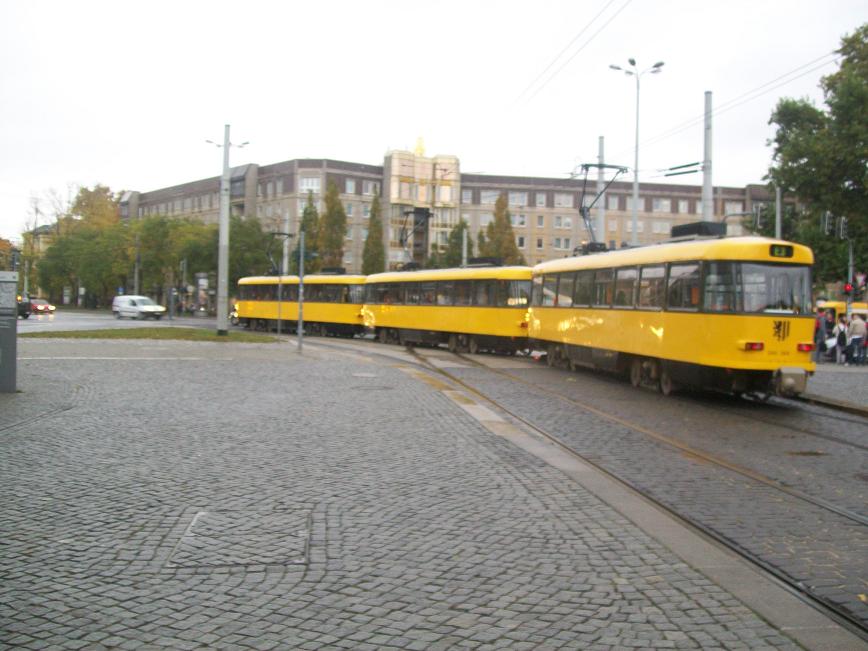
468 337 480 355
629 358 643 388
658 366 676 396
448 334 458 353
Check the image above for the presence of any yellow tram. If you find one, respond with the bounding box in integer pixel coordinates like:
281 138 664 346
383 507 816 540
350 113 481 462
236 274 366 336
362 266 532 353
529 236 816 396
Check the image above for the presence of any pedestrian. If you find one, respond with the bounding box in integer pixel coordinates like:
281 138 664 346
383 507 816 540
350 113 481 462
833 315 848 364
846 313 867 366
814 309 828 363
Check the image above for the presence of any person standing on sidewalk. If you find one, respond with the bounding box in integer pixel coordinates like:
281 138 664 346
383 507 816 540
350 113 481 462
814 309 829 363
846 313 866 365
833 315 849 364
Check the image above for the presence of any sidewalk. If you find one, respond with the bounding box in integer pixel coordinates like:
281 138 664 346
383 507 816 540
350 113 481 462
1 339 863 650
806 361 868 415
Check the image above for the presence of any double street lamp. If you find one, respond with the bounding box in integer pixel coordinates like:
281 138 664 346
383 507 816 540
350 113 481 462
609 59 664 246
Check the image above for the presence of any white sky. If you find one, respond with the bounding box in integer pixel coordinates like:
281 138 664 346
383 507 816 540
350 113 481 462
1 0 865 242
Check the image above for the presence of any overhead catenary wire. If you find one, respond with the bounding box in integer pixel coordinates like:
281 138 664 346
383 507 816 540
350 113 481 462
610 51 840 163
516 0 633 105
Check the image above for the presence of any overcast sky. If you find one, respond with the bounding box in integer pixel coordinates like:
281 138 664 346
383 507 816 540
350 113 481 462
0 0 864 242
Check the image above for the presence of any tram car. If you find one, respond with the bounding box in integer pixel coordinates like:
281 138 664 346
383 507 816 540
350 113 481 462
236 274 366 337
362 266 532 353
528 230 815 397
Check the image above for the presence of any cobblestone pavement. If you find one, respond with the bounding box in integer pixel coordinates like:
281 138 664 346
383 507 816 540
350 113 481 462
805 362 868 410
0 339 816 650
428 353 868 631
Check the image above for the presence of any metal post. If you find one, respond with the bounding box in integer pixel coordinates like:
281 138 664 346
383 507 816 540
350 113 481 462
461 227 467 267
276 273 282 337
631 73 640 246
596 136 606 242
134 234 140 295
216 124 231 336
297 230 304 353
774 185 782 239
702 91 713 222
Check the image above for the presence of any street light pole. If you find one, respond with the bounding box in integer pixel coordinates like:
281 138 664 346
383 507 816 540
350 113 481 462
610 59 664 246
298 230 304 354
207 125 248 336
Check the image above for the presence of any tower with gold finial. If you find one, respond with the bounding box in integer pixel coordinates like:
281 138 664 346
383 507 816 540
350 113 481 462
415 137 425 157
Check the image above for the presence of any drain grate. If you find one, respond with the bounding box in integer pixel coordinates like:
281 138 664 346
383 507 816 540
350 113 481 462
167 509 312 568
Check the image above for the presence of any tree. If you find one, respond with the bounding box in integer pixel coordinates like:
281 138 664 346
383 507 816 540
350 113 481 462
228 216 270 286
478 193 526 265
362 195 385 274
766 24 867 284
317 181 347 269
69 184 119 229
291 191 320 274
442 219 472 268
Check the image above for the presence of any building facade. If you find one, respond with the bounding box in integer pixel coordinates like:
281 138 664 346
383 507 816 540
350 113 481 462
120 149 779 273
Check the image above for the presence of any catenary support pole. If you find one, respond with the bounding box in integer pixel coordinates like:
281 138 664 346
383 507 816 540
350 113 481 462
216 124 231 336
297 230 304 354
775 185 782 239
702 91 713 223
597 136 606 244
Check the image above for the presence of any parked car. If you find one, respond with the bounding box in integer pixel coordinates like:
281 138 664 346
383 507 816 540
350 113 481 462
17 294 31 319
29 297 56 314
112 295 167 320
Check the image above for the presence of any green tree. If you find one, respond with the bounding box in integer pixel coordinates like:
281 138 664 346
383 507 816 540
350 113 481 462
361 195 385 274
766 23 867 285
317 181 347 269
69 184 119 229
442 219 472 268
479 193 526 265
228 216 270 286
291 191 321 274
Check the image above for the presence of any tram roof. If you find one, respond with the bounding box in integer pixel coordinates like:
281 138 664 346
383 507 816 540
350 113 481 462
238 274 367 285
365 266 532 283
533 236 813 274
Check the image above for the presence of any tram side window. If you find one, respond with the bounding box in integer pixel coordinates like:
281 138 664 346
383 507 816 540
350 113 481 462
507 280 531 307
420 282 436 305
592 269 614 307
703 262 740 312
557 273 574 308
573 270 594 306
405 282 421 305
436 281 454 306
306 285 323 302
284 285 299 301
348 285 364 304
530 276 543 307
475 279 496 306
667 263 701 310
637 265 665 309
613 267 638 308
542 275 558 306
454 280 472 306
320 285 342 303
384 283 404 305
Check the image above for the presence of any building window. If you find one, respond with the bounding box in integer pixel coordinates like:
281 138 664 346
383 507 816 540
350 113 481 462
535 193 547 207
479 213 493 227
694 200 703 215
536 238 543 249
678 199 688 213
363 204 370 218
480 190 500 204
361 227 368 240
346 203 353 216
363 180 379 196
276 178 284 195
724 201 744 216
517 235 525 248
554 237 562 249
508 191 527 207
608 195 620 211
554 192 573 208
511 214 526 227
300 176 321 193
462 188 473 204
554 215 572 229
537 215 544 227
625 196 642 212
346 179 356 194
652 198 671 213
439 185 452 202
652 221 671 234
626 220 645 233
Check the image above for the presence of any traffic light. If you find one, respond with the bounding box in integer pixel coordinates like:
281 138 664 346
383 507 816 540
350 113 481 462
843 282 854 296
838 216 848 239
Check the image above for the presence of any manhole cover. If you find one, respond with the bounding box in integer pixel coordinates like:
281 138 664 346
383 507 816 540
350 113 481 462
168 509 312 568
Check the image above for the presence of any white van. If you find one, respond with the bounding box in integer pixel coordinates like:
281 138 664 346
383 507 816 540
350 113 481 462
112 295 167 320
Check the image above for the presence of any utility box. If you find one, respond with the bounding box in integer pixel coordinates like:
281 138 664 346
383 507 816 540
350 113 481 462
0 271 18 393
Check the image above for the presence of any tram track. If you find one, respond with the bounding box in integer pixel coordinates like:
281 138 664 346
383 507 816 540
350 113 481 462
392 345 868 640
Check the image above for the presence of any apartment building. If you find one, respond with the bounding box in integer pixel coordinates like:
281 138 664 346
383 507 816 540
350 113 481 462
120 149 778 273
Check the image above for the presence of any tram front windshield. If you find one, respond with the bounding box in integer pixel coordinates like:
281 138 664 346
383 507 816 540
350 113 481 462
703 262 811 314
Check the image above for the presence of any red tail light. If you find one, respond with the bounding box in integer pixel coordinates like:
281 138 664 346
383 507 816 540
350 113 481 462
797 343 814 352
744 342 764 351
